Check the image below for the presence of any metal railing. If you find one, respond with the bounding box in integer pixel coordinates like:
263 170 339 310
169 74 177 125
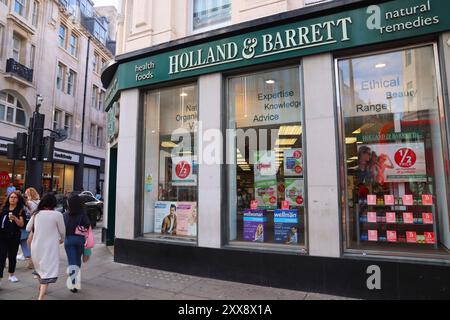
6 58 34 83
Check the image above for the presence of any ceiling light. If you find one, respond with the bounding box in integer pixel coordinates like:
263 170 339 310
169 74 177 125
352 128 361 135
375 63 386 68
279 125 302 136
265 80 276 84
161 141 178 148
276 139 297 146
345 137 357 144
180 93 188 97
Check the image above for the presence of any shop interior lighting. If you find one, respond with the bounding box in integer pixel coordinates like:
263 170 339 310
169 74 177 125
274 147 291 152
275 138 297 146
348 156 358 160
265 79 276 84
375 63 387 68
161 141 179 148
180 92 188 97
345 137 357 144
352 128 361 134
279 125 302 136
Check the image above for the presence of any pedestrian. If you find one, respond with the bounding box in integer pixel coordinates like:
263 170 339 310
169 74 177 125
26 193 65 300
18 188 40 269
63 195 90 293
5 183 16 197
0 191 26 286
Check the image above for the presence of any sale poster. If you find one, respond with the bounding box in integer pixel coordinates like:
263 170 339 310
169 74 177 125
255 179 277 209
424 232 436 244
0 172 10 188
358 142 426 183
387 231 397 242
274 210 299 244
367 195 377 205
422 213 434 224
284 149 303 176
406 231 417 243
172 157 197 186
422 195 433 206
367 212 377 223
284 179 304 207
175 202 197 237
384 195 394 205
403 212 414 224
243 210 267 242
386 212 397 224
368 230 378 242
402 195 413 206
154 201 177 234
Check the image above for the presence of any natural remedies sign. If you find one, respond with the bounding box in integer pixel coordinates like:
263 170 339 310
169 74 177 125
106 0 450 110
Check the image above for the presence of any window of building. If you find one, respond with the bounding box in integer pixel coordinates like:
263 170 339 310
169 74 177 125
69 33 78 56
192 0 231 32
96 126 103 147
42 163 74 194
67 69 76 95
98 90 105 111
227 67 306 249
89 124 96 145
92 85 98 108
337 44 450 257
64 113 73 138
0 0 8 7
0 91 27 126
14 0 26 17
56 63 66 91
93 52 99 73
12 34 21 62
53 109 62 131
32 0 39 27
0 25 5 58
143 84 199 241
29 44 35 69
58 24 67 48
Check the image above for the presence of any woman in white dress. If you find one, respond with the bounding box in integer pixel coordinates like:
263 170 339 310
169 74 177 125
26 194 65 300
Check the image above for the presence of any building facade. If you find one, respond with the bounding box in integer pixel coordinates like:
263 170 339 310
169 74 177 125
102 0 450 299
0 0 117 202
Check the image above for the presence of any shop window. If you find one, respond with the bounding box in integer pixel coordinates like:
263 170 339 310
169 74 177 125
0 91 27 126
337 45 450 256
192 0 231 33
143 84 198 241
0 156 25 204
42 163 74 193
227 67 306 249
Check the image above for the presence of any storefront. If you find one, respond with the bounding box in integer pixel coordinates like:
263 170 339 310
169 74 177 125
0 139 104 197
102 0 450 299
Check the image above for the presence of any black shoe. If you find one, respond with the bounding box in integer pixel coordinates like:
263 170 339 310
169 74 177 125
70 288 78 293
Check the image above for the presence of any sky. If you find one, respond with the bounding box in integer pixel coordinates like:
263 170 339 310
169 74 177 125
93 0 119 9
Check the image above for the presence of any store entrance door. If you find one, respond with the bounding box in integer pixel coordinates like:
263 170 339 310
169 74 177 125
106 147 117 246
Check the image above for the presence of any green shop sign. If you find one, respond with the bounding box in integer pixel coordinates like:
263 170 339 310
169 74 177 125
106 0 450 110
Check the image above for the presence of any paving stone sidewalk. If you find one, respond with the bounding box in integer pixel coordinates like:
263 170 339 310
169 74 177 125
0 227 354 300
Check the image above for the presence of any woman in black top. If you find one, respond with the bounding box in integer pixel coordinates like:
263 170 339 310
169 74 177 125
0 191 25 286
63 195 90 293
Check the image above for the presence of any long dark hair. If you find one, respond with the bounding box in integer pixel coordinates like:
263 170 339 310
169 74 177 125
67 195 86 216
37 193 58 211
3 191 25 212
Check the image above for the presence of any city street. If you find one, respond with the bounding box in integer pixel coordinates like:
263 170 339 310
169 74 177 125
0 225 352 300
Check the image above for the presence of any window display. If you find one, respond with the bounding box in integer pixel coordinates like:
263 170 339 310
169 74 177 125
338 45 450 254
227 67 306 248
143 84 198 241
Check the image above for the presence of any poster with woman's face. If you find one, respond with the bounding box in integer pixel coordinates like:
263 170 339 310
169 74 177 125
357 142 426 184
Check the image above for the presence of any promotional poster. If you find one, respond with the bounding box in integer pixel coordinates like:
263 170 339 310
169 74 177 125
284 149 303 176
284 179 304 207
274 210 299 244
154 201 197 236
243 210 267 242
357 142 426 184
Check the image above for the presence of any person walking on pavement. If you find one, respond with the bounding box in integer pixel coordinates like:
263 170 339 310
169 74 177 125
0 191 26 287
63 195 90 293
18 188 40 269
26 194 65 300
